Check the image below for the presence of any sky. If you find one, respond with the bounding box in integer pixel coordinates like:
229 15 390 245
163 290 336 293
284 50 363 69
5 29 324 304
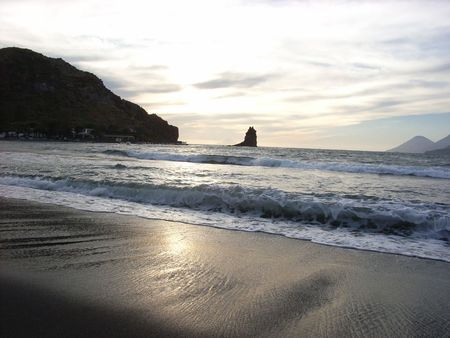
1 0 450 150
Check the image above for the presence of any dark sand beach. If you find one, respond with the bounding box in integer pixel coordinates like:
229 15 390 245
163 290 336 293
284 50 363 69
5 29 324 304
1 197 449 337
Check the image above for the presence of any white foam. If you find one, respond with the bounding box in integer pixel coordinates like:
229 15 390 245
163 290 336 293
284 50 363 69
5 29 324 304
0 175 448 240
104 150 450 179
1 184 449 262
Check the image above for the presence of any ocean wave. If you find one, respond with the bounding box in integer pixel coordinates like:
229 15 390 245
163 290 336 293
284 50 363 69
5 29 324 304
102 149 450 179
1 175 448 240
113 163 127 169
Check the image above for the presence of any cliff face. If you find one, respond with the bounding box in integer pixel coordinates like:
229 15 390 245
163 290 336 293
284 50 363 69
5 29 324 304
0 47 178 143
234 127 257 147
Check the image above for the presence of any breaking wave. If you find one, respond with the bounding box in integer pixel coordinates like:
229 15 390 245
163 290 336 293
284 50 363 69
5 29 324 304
1 175 448 240
103 150 450 179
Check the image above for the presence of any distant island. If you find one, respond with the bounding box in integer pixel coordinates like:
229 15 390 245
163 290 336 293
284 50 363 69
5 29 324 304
426 145 450 155
0 47 179 143
234 127 257 147
387 134 450 154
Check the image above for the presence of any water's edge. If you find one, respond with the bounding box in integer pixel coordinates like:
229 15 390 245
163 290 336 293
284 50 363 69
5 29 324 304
1 186 448 263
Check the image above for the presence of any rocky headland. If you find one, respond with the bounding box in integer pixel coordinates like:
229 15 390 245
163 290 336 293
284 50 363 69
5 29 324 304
0 47 178 143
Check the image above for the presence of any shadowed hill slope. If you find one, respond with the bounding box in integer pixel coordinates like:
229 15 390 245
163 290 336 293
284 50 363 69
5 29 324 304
0 47 178 143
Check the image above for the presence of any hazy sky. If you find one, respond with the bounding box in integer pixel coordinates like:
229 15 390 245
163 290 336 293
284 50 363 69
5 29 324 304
1 0 450 150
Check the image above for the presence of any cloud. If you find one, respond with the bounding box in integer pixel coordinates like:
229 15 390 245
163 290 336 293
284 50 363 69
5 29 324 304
427 62 450 73
303 60 335 68
409 79 449 89
331 92 450 119
76 64 181 98
128 64 168 71
62 54 108 63
162 112 284 135
244 0 310 7
72 35 145 50
285 79 450 104
194 72 273 89
113 84 182 97
214 91 248 99
100 75 128 92
128 84 182 94
2 0 450 148
137 100 185 109
350 63 379 71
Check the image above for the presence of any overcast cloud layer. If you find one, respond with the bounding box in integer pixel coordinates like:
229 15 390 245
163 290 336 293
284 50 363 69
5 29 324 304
1 0 449 149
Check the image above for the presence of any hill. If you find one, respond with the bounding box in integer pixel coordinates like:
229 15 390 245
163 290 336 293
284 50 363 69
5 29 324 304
0 47 178 143
433 134 450 150
387 136 435 153
426 145 450 156
388 134 450 153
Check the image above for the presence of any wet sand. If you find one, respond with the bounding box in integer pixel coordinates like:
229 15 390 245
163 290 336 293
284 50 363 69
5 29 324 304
0 197 449 337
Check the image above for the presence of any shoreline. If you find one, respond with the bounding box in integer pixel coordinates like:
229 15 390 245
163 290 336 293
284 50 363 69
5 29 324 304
0 138 185 145
1 187 448 263
1 196 449 337
7 196 450 264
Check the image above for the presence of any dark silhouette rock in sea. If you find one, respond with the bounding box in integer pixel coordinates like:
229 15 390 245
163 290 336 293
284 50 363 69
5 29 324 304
234 127 257 147
0 47 178 143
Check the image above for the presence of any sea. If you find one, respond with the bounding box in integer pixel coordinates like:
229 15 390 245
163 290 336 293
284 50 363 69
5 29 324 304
0 141 449 262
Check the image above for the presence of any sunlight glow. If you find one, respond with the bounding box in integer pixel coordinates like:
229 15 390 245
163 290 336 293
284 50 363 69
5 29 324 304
1 0 449 149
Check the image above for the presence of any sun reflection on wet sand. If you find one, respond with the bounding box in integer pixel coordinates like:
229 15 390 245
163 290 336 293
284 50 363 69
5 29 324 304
164 228 190 256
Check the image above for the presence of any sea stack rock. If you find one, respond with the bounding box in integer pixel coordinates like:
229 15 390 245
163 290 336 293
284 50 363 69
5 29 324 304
234 127 257 147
